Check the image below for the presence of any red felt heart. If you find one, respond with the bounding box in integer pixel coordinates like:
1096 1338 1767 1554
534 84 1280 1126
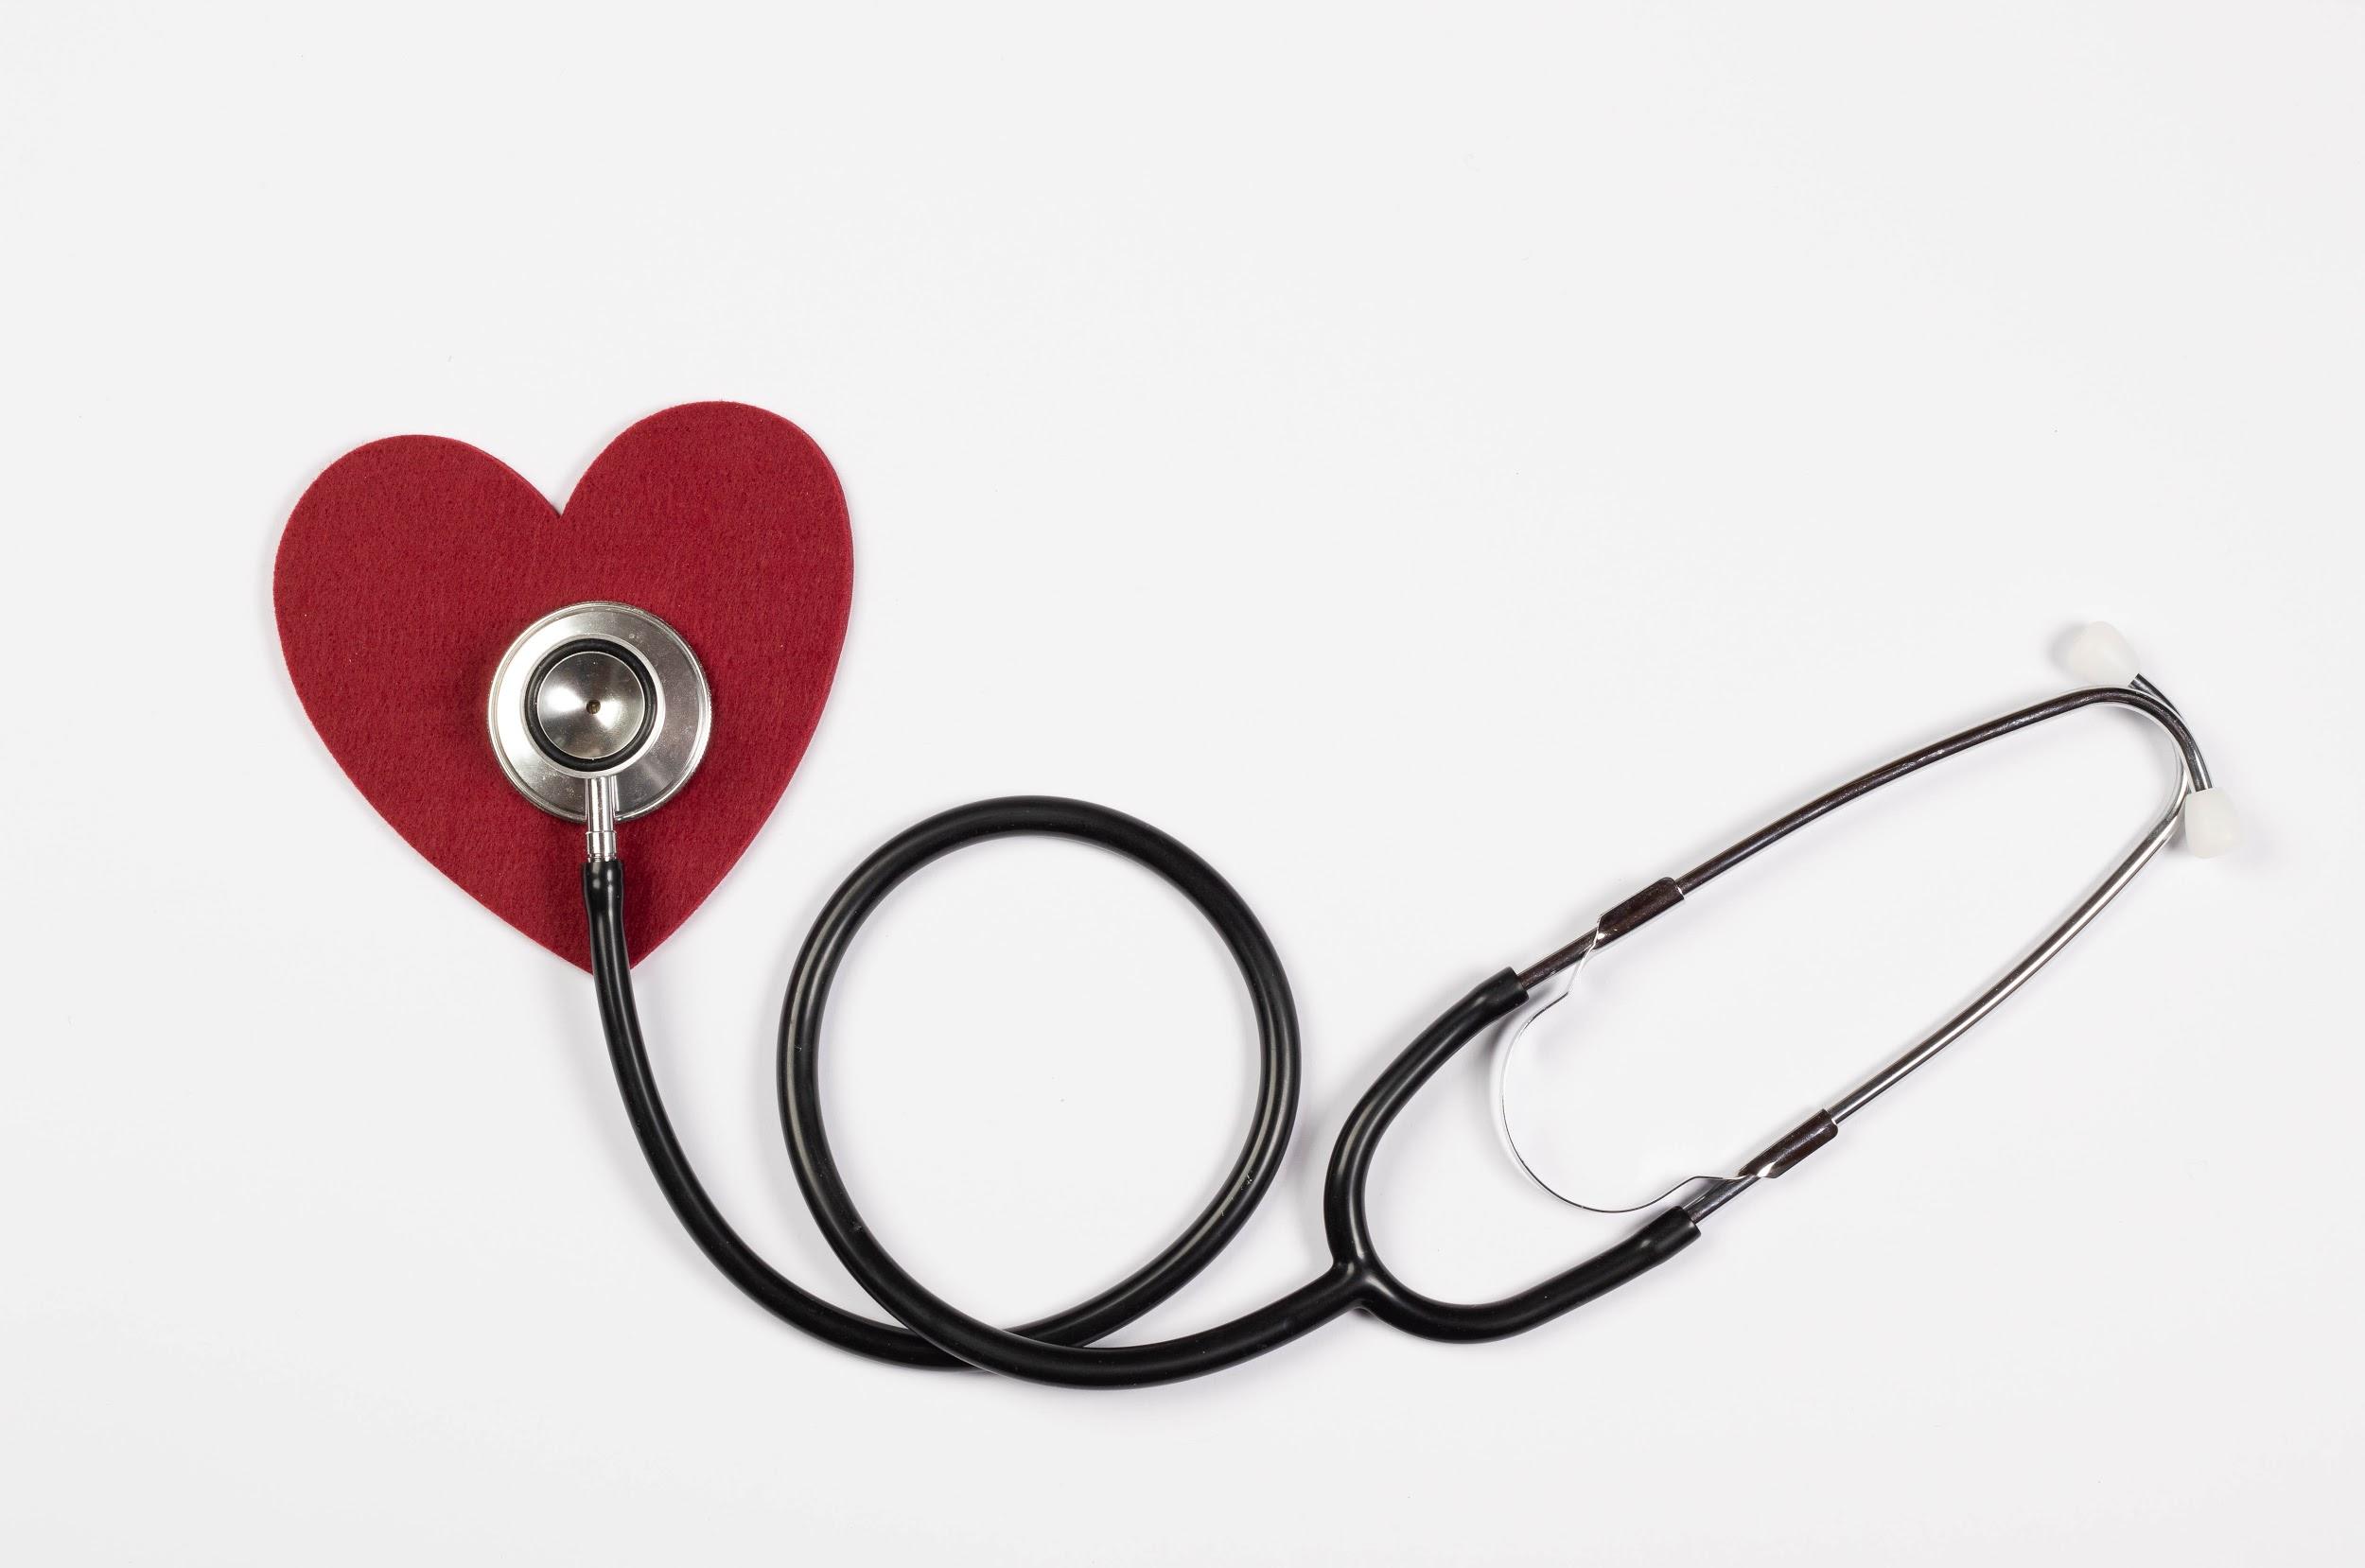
274 402 852 967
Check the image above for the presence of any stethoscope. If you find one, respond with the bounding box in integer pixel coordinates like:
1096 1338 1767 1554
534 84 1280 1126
489 604 2234 1388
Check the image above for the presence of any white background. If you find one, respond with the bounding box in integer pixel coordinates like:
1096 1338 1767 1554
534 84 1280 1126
5 4 2361 1562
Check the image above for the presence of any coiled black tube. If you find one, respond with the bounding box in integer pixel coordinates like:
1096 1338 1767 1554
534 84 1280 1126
586 795 1699 1387
579 685 2219 1385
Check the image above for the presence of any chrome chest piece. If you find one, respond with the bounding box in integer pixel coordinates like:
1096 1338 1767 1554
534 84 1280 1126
488 601 711 837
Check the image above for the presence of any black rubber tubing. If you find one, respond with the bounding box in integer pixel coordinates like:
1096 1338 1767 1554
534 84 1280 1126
587 795 1699 1388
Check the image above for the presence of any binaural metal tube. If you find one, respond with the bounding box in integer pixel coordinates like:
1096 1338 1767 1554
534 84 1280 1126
1505 680 2216 1221
1825 793 2181 1122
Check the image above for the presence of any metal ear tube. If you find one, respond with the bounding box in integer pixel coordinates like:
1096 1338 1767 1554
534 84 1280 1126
1497 661 2218 1221
491 607 2234 1387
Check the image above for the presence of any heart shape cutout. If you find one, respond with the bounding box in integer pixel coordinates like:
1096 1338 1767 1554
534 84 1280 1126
274 402 852 967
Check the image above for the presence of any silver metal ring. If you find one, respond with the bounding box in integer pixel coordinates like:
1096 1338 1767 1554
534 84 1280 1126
487 601 710 823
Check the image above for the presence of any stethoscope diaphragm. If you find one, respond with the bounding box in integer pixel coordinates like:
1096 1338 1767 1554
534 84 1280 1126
487 600 710 823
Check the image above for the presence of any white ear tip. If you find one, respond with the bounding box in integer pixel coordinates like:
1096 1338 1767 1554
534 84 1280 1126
2182 788 2240 859
2065 621 2141 687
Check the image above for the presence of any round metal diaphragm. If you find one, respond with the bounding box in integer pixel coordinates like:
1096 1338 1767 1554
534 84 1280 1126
531 645 653 765
488 601 710 822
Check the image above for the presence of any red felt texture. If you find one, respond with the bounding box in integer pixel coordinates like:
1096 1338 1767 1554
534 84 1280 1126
274 402 852 967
